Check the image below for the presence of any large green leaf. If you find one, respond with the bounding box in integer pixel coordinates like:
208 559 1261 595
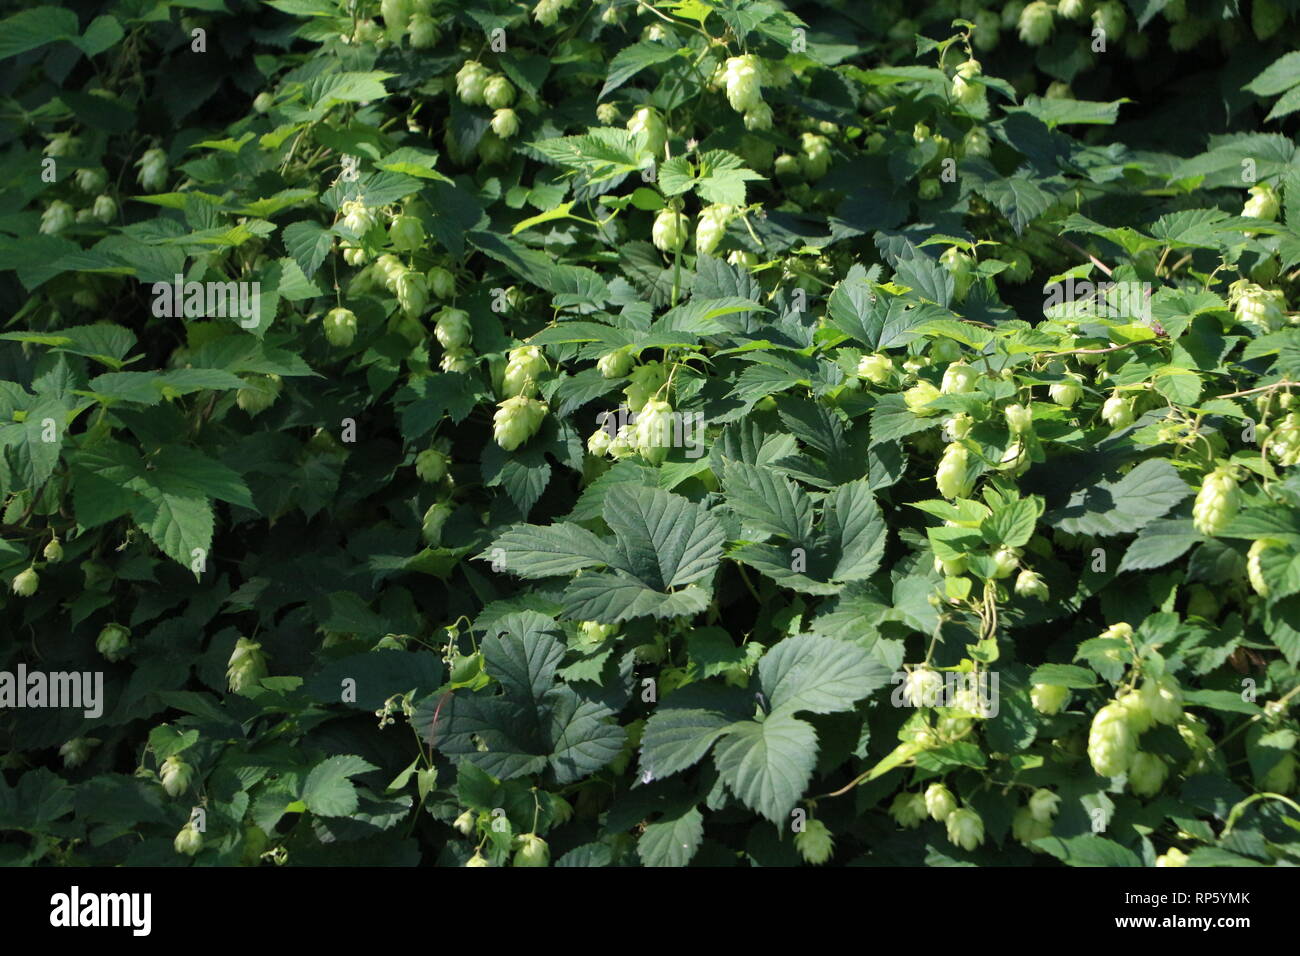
713 712 818 824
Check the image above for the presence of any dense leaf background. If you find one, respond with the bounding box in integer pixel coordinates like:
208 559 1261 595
1 0 1299 867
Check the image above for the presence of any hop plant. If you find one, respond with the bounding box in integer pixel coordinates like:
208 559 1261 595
1004 403 1033 433
453 810 476 836
936 443 971 500
503 345 548 397
324 307 358 347
440 349 474 374
96 623 131 662
1092 0 1127 39
1155 847 1189 867
43 537 63 562
890 791 929 828
388 213 424 252
1128 752 1169 797
597 348 633 379
695 204 733 257
799 132 832 180
1230 280 1286 334
925 782 958 822
40 201 74 235
415 447 449 483
1028 788 1061 823
1057 0 1089 19
236 373 282 416
493 395 548 451
395 269 429 318
794 819 835 865
91 195 116 224
1248 538 1282 596
427 266 456 300
1117 689 1154 735
634 399 675 465
652 208 686 253
962 126 992 158
1031 682 1069 714
951 59 985 108
59 736 98 768
12 566 38 597
744 103 774 131
1015 569 1049 600
1049 375 1083 407
160 756 195 797
857 353 892 385
722 55 763 113
627 106 667 157
483 75 516 110
380 0 411 40
491 108 519 139
991 546 1019 579
136 147 168 191
902 667 943 708
1192 465 1240 536
75 167 108 192
455 60 490 104
904 381 942 415
1141 674 1183 726
174 823 203 857
1243 183 1280 221
941 361 977 394
1088 702 1137 777
1018 2 1055 45
1101 392 1134 428
227 637 269 694
513 833 550 867
434 307 472 350
340 198 377 236
408 12 438 47
946 807 985 851
1012 807 1051 847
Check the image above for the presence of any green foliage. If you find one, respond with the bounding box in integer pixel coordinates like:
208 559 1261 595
2 0 1300 869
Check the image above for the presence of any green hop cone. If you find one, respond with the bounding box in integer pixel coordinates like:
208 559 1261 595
651 208 686 253
722 54 763 113
491 108 519 139
483 75 516 110
946 806 985 851
227 636 269 694
408 12 438 47
1243 183 1280 221
492 395 547 451
857 353 892 385
512 833 550 867
1192 465 1240 536
794 819 835 865
597 347 634 379
1101 392 1134 428
502 345 548 397
12 567 38 597
395 269 429 318
174 823 203 857
1049 375 1083 407
92 194 117 224
1230 280 1286 334
96 623 131 662
579 620 618 645
1015 569 1049 601
1141 674 1183 726
890 791 929 829
324 307 358 347
455 60 490 104
427 266 456 300
904 381 942 415
633 399 675 465
453 809 477 836
137 147 168 191
434 307 472 350
388 213 424 252
1004 403 1033 434
1012 807 1051 847
936 442 971 500
236 373 282 416
160 755 194 797
415 447 449 483
1248 539 1282 596
627 107 667 157
1155 847 1188 867
903 667 943 707
941 361 977 394
1127 752 1169 797
1018 1 1055 44
1030 682 1069 714
43 538 63 563
951 59 985 108
59 736 98 768
924 782 958 822
799 132 832 180
1117 689 1154 734
465 852 490 867
1092 0 1127 39
440 348 474 374
1028 788 1060 823
695 204 733 257
1088 701 1137 777
991 546 1019 579
40 200 74 235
